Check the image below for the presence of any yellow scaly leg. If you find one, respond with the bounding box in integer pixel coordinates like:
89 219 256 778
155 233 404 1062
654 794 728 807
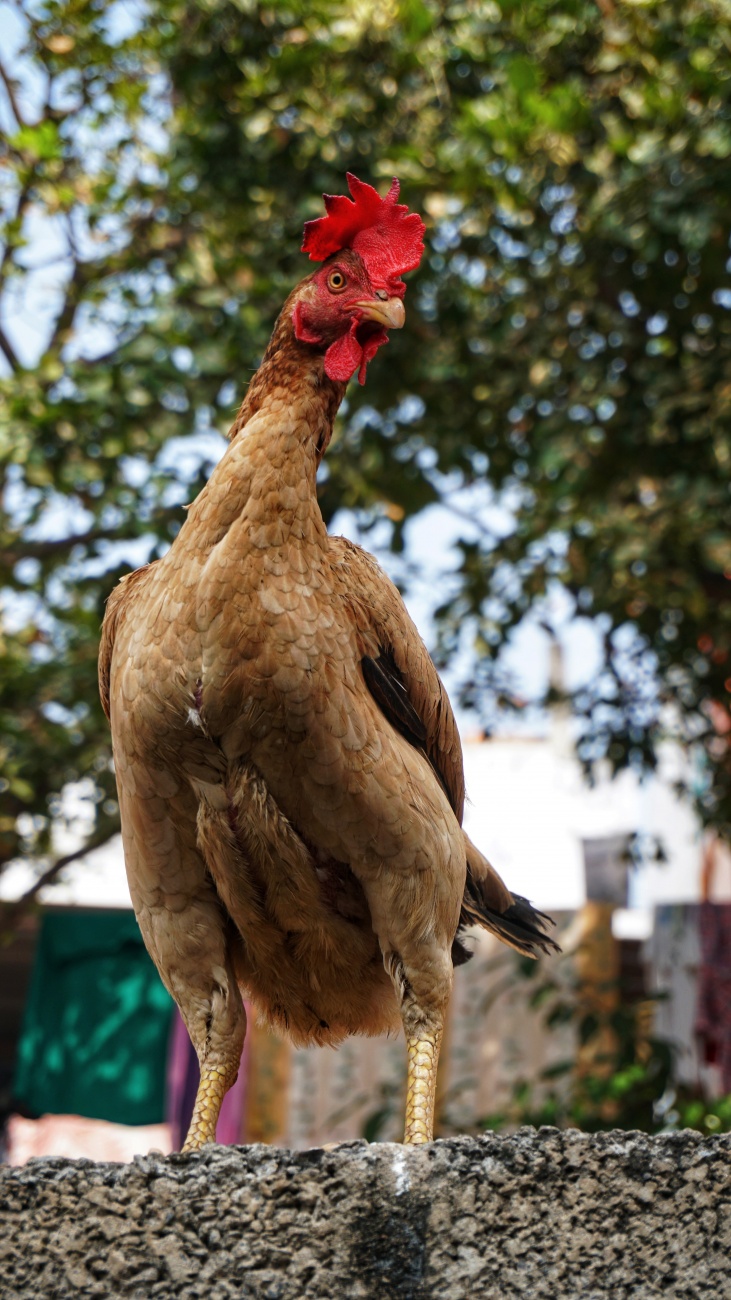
403 1028 443 1145
181 1064 237 1152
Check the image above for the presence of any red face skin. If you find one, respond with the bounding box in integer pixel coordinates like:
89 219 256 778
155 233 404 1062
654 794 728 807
292 249 406 385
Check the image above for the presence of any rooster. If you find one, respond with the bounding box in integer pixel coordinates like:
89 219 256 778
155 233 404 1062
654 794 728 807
99 174 558 1150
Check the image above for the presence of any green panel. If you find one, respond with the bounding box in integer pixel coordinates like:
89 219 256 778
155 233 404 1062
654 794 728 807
14 910 175 1126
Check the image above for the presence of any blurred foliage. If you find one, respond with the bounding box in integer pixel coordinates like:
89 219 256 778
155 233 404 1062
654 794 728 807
2 0 731 888
478 951 731 1136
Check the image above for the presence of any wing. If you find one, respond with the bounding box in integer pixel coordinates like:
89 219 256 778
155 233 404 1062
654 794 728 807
330 537 560 961
330 536 465 822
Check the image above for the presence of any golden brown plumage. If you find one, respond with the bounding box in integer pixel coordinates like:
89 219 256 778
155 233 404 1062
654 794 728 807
100 183 557 1149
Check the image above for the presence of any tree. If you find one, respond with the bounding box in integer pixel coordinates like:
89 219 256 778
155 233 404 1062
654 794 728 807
2 0 731 909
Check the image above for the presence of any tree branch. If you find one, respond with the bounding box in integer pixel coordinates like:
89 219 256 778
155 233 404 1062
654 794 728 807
43 222 185 363
0 179 33 294
0 509 181 567
0 321 20 372
0 56 26 128
45 255 88 355
0 822 121 940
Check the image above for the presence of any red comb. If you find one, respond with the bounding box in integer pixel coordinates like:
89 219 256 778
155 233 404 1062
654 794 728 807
302 173 425 291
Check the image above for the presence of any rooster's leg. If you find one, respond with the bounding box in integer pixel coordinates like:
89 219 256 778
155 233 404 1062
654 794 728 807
404 1026 444 1144
156 905 245 1153
174 928 246 1151
118 783 246 1152
386 946 451 1145
146 908 245 1153
182 1055 242 1152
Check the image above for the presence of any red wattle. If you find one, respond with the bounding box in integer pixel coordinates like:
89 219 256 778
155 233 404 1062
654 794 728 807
324 322 391 385
324 327 363 382
358 328 389 384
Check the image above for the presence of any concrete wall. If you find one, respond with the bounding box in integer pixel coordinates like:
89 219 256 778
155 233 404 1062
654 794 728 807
2 1129 729 1298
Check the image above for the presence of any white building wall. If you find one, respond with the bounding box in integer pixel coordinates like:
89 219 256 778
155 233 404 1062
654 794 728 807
0 735 717 913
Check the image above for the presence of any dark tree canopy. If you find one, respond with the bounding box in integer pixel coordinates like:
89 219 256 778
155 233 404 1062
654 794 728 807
1 0 731 898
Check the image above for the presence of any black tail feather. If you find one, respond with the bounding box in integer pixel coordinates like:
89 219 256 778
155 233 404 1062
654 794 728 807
458 883 561 961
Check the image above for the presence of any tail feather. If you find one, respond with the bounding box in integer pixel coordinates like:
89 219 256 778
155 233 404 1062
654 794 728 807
455 834 561 961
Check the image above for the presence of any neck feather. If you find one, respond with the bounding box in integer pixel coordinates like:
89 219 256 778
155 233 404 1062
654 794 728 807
230 286 346 446
181 286 346 551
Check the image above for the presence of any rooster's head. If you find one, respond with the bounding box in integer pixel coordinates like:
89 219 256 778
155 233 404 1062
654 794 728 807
292 173 425 386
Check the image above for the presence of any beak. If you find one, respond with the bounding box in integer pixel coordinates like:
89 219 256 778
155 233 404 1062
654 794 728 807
353 297 405 330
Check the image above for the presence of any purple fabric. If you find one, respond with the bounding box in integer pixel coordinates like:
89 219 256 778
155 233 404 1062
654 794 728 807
695 902 731 1092
166 1008 249 1150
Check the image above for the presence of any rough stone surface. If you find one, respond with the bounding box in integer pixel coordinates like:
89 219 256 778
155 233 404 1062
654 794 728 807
1 1129 730 1299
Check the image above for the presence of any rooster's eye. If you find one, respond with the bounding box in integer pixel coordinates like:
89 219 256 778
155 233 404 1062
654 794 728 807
327 269 347 293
